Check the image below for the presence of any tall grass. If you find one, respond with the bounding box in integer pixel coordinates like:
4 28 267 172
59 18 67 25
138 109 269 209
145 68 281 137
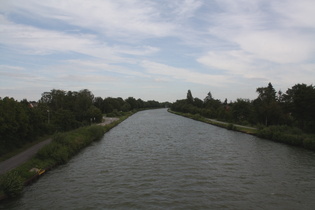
0 115 130 199
257 125 315 150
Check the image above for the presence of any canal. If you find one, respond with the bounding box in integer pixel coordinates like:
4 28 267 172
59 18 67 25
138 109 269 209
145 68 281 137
2 109 315 209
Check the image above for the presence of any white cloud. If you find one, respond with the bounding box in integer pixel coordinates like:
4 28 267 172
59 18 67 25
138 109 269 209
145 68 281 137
271 0 315 28
1 0 176 39
234 31 314 64
197 51 260 77
169 0 203 19
0 15 159 63
207 0 315 64
141 60 230 86
64 60 150 78
1 0 315 102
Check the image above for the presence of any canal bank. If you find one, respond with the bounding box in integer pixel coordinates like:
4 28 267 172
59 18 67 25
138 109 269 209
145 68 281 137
168 109 315 151
2 108 314 209
0 114 131 201
168 109 257 134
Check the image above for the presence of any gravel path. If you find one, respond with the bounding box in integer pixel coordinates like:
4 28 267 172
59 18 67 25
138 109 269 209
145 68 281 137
0 138 52 175
206 118 257 130
0 117 120 175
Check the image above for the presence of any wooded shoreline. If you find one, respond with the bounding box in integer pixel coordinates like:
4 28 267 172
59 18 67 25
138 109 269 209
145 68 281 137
0 114 131 201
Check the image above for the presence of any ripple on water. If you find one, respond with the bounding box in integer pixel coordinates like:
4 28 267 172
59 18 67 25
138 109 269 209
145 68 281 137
2 109 315 210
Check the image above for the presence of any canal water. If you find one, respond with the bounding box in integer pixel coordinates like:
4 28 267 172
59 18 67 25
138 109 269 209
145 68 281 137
1 109 315 209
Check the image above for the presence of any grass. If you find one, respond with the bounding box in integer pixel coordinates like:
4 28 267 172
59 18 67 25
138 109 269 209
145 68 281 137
168 109 258 135
169 109 315 151
0 113 132 200
0 135 53 162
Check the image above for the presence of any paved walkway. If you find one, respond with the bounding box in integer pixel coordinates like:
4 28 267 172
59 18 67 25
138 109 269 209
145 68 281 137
0 117 120 175
207 118 257 130
0 138 52 175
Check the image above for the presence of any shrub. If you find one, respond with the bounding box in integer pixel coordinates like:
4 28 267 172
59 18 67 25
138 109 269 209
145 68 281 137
303 137 315 150
0 171 23 197
227 123 236 130
87 126 104 141
36 142 69 164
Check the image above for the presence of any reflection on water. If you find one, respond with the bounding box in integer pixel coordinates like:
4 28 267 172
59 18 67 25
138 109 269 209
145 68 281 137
2 109 315 209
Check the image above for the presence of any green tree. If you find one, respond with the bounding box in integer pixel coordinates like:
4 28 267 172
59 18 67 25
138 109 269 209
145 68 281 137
93 97 104 112
87 105 103 123
125 97 138 110
0 97 33 154
231 99 253 124
74 89 94 122
204 91 213 103
194 97 203 108
283 84 315 132
253 83 282 126
186 90 194 104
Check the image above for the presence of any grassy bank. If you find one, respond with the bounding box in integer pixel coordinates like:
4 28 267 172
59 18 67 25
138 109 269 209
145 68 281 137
169 109 315 151
0 114 130 200
168 110 258 135
257 126 315 151
0 135 53 162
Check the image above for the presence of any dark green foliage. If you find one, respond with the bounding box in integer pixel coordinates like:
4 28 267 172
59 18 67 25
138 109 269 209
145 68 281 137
256 125 315 149
37 126 105 164
0 171 23 197
303 137 315 150
171 85 315 150
282 84 315 132
0 120 126 199
1 88 165 157
36 142 69 164
186 90 194 104
227 123 236 130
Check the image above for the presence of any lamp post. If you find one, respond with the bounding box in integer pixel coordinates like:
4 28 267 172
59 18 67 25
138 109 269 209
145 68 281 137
47 110 50 124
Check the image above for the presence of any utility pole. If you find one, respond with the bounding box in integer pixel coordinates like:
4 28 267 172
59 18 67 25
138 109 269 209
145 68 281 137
47 110 50 124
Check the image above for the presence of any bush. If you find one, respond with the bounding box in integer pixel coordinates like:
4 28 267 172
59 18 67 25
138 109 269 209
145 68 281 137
227 123 236 130
36 142 69 164
0 171 23 197
256 125 315 150
303 137 315 150
87 126 104 141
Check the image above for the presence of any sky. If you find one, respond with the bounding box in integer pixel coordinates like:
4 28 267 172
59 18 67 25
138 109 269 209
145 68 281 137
1 0 315 102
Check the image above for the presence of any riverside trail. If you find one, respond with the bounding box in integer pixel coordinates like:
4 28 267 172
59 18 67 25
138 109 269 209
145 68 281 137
0 117 119 175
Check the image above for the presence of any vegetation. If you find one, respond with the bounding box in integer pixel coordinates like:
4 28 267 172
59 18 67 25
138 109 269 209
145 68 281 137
168 110 257 135
0 89 168 158
0 115 130 198
171 83 315 150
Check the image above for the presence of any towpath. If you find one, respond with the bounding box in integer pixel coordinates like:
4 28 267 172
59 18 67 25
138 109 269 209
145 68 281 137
0 138 52 175
206 118 257 130
0 117 119 175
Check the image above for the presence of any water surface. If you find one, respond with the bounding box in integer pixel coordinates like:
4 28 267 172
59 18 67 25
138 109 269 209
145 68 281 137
2 109 315 209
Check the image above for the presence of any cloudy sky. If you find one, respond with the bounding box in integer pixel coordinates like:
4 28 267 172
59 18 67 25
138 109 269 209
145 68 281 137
1 0 315 102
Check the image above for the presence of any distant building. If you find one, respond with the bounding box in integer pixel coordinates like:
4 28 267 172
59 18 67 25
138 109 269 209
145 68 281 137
29 101 38 108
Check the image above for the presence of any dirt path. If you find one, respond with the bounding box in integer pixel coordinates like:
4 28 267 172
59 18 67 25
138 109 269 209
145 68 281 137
207 118 257 130
0 139 52 175
0 118 119 175
98 117 119 126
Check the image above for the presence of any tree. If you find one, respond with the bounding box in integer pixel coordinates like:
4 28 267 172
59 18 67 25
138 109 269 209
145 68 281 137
253 83 281 126
194 97 203 108
204 91 213 103
93 97 104 112
231 99 253 124
186 90 194 104
283 84 315 132
86 105 103 123
125 97 138 110
74 89 94 122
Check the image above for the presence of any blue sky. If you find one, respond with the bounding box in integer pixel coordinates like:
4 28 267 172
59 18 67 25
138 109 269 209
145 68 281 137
1 0 315 102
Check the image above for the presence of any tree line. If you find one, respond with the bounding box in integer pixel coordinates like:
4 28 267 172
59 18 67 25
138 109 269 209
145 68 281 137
0 89 167 156
171 83 315 134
